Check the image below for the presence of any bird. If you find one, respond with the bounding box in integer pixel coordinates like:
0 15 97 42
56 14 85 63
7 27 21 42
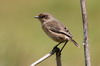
34 13 79 52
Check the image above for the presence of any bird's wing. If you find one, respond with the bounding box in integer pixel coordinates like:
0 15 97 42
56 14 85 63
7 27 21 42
49 27 72 38
46 21 73 38
61 27 73 37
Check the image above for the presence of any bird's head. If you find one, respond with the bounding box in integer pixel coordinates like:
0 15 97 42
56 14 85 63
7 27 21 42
35 13 53 23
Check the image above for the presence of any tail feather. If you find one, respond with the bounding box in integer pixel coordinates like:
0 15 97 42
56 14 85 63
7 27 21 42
70 39 80 48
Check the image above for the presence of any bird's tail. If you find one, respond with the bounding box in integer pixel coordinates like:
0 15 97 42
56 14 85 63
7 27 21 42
70 38 80 48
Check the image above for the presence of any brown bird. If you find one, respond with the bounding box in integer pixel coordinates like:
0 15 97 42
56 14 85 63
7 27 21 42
35 13 79 52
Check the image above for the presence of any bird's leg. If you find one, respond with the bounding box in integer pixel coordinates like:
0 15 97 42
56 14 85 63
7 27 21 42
52 42 63 52
55 42 62 47
60 41 68 52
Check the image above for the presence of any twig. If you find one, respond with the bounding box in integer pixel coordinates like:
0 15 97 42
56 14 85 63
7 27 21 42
30 52 55 66
55 48 62 66
30 47 62 66
80 0 91 66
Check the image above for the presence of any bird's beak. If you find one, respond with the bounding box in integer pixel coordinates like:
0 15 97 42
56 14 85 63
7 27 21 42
34 16 39 19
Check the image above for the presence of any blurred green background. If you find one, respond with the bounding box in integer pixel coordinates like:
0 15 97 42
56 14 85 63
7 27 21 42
0 0 100 66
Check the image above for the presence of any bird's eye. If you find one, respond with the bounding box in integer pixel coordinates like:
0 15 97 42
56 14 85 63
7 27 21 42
40 15 47 19
64 27 67 30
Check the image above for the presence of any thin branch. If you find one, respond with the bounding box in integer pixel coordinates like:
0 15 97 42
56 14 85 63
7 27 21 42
30 47 62 66
30 51 55 66
80 0 91 66
55 48 62 66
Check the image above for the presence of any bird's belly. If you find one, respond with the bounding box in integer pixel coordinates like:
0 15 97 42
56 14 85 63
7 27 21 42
49 33 67 42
